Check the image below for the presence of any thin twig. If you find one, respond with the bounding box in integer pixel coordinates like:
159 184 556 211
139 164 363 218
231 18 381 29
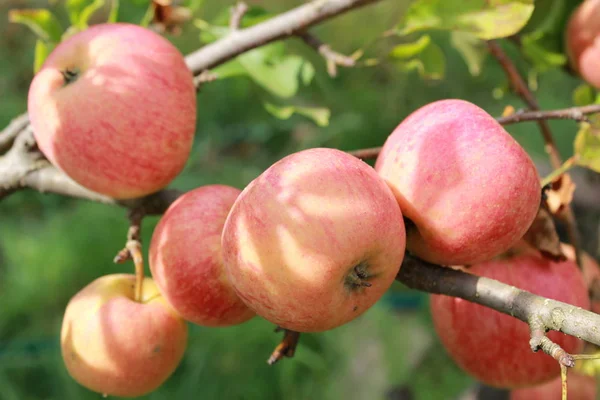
268 327 300 365
529 317 575 368
488 40 582 269
347 146 382 160
0 113 29 154
229 2 249 31
298 32 356 77
497 104 600 125
194 70 218 92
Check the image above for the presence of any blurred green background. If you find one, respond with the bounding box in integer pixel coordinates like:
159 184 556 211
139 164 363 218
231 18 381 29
1 0 599 399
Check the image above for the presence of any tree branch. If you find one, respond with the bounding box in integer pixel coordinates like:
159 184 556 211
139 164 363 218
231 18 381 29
497 104 600 125
486 40 583 270
0 113 29 154
396 253 600 348
184 0 381 74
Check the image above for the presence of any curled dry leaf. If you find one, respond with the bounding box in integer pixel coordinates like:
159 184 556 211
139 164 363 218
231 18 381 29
151 0 192 35
545 174 576 217
522 206 566 262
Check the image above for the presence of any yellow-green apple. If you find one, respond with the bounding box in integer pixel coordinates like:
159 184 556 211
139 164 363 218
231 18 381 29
566 0 600 89
430 249 590 388
375 99 540 265
28 23 196 199
510 372 597 400
61 274 188 397
221 148 406 332
149 185 255 326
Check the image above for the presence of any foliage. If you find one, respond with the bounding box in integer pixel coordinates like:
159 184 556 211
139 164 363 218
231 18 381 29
1 0 600 399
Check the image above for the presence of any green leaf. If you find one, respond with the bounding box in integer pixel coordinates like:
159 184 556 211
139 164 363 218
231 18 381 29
573 84 595 107
574 123 600 172
264 103 330 127
65 0 105 30
389 35 431 59
520 31 566 72
33 40 55 73
8 9 63 43
392 39 445 81
398 0 534 40
238 45 314 98
450 31 487 76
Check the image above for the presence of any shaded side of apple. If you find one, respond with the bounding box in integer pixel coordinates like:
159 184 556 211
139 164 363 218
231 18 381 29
61 274 188 397
221 148 406 332
149 185 255 327
565 0 600 89
429 252 590 388
375 99 540 265
28 23 196 199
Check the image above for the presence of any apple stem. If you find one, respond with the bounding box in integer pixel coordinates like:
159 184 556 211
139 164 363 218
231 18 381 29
267 327 300 365
126 240 144 303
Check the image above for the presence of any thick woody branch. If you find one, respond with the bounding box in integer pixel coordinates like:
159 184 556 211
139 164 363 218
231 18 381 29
396 254 600 347
486 40 583 269
184 0 381 74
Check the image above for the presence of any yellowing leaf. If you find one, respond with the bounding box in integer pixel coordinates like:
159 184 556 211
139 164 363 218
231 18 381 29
398 0 534 40
264 103 330 127
574 122 600 172
9 9 63 43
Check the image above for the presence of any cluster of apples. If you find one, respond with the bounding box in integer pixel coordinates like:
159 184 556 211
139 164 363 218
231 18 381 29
27 20 593 399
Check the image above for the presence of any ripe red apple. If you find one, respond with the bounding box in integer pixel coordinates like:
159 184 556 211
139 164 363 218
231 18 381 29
221 148 406 332
565 0 600 89
561 243 600 314
149 185 255 327
375 99 540 265
28 23 196 199
510 372 597 400
430 250 590 388
61 274 188 397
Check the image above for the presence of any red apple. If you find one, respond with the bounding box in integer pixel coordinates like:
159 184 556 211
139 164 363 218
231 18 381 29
430 250 590 388
375 99 540 265
61 274 188 397
561 243 600 314
28 23 196 199
221 148 406 332
566 0 600 89
149 185 255 327
510 372 597 400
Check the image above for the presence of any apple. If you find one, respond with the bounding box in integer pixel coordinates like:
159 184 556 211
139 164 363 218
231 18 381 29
61 274 188 397
375 99 540 265
149 184 255 327
429 249 590 388
28 23 196 199
510 372 597 400
565 0 600 89
221 148 406 332
561 243 600 314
